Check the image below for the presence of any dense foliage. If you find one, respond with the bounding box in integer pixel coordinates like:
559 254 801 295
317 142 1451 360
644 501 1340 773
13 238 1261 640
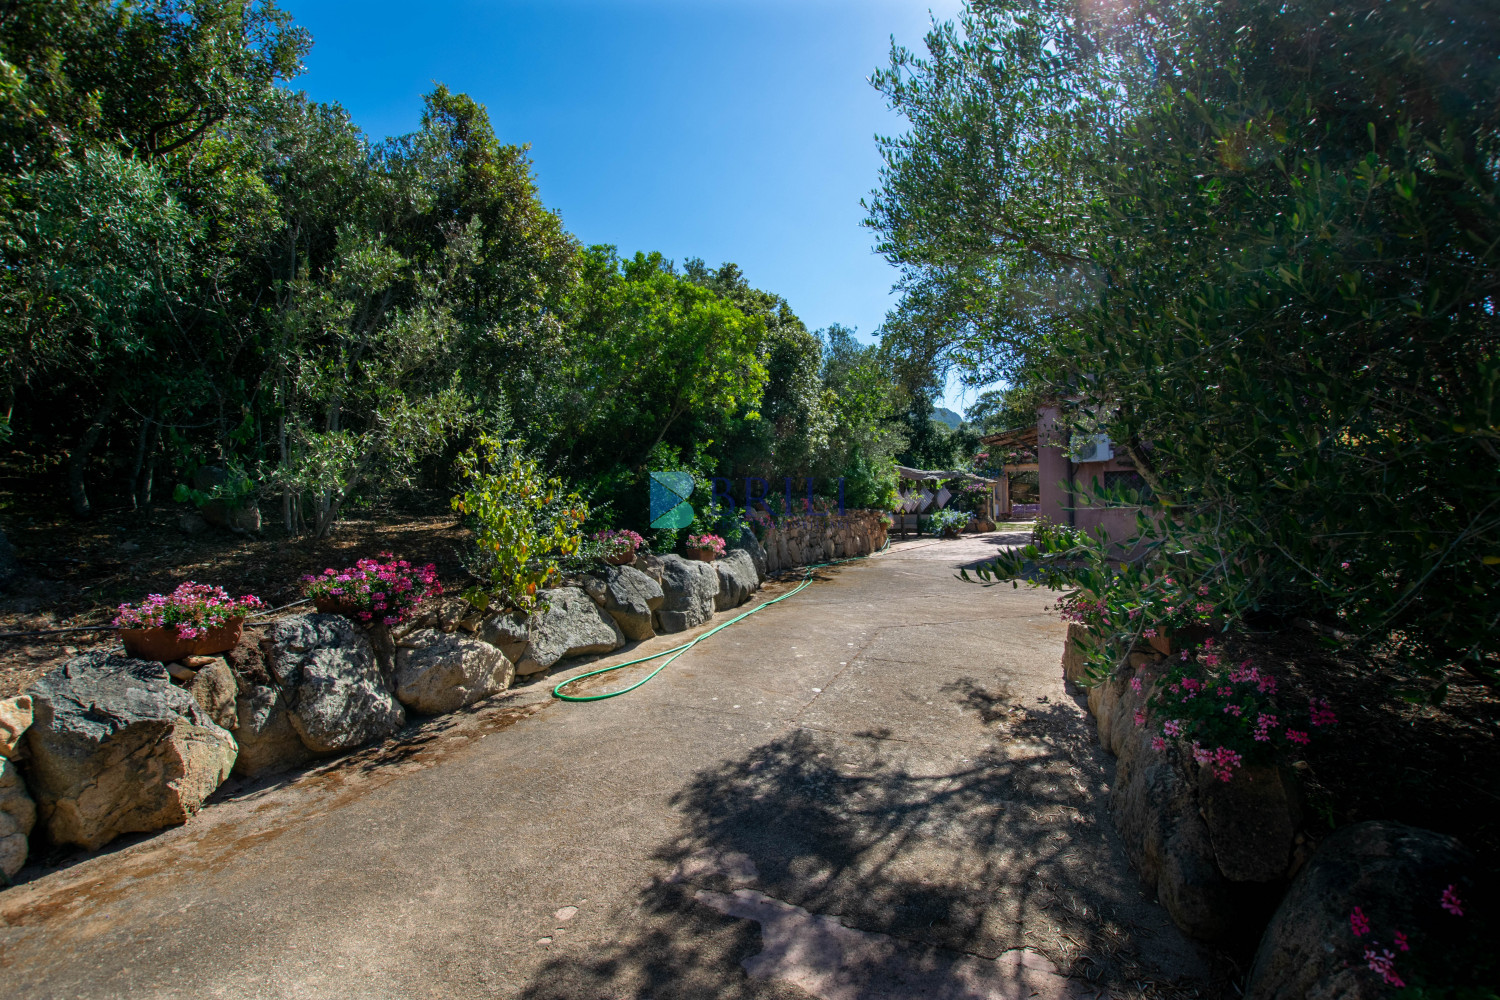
0 0 918 542
874 0 1500 686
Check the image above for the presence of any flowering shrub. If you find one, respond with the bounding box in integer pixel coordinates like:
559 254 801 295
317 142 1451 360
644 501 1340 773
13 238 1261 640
303 554 440 626
948 480 993 515
1142 640 1336 781
1130 575 1230 641
687 533 726 557
1343 883 1487 994
1058 595 1110 629
114 582 264 639
453 435 587 614
593 529 645 559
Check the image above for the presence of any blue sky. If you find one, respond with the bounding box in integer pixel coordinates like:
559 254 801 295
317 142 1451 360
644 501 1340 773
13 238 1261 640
278 0 977 412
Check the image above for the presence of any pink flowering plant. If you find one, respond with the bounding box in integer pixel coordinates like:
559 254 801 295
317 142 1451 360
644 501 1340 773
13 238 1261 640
1142 640 1337 781
687 533 727 557
1132 573 1229 639
114 582 264 639
1342 882 1497 998
1057 594 1111 629
593 529 645 559
303 553 441 626
964 504 1258 687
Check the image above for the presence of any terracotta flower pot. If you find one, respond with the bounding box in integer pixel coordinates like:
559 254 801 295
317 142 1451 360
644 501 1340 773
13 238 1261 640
605 549 637 566
685 547 717 562
120 617 245 662
313 595 363 618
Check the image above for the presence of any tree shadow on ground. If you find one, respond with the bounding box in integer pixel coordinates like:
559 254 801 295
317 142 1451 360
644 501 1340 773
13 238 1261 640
516 679 1210 1000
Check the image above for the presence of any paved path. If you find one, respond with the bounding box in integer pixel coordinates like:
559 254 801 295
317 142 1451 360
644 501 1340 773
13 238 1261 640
0 533 1204 999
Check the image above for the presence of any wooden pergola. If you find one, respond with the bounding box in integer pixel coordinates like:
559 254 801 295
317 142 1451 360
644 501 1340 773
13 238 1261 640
890 465 998 537
979 425 1039 518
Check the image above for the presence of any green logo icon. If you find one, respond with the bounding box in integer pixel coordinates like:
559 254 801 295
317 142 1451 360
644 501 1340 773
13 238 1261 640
649 471 695 529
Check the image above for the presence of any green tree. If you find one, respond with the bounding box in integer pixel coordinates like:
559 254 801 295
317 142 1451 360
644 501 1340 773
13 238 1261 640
0 149 198 514
555 248 769 478
870 0 1500 682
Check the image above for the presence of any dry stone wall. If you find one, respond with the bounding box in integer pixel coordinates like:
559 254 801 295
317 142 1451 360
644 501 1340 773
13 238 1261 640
756 510 889 575
1064 622 1474 988
0 524 817 869
1066 625 1307 946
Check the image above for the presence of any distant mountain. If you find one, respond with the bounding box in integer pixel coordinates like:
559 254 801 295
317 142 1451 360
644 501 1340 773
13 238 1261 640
931 407 963 430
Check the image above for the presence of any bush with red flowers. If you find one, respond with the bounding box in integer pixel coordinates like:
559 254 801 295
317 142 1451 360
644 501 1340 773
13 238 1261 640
1141 639 1337 782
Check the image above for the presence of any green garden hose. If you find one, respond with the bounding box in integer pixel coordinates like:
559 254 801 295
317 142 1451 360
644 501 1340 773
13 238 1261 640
552 543 885 702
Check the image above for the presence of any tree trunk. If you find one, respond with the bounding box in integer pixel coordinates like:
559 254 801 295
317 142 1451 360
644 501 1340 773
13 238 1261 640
129 408 159 510
137 420 161 511
314 498 340 539
279 411 294 533
67 388 120 518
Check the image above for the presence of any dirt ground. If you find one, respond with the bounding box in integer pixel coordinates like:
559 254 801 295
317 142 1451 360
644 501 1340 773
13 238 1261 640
0 488 471 700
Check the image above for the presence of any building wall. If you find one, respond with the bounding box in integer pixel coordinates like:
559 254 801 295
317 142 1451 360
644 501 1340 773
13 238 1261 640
1037 405 1143 546
1038 406 1070 524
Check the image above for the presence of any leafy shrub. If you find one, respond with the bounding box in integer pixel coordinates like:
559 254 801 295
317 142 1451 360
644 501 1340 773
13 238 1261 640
302 555 440 626
452 435 587 613
839 450 898 511
1030 516 1086 552
929 507 970 535
173 462 257 511
947 480 992 516
114 583 263 639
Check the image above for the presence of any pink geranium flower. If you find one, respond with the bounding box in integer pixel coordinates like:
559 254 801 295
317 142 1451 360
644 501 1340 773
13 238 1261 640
114 582 264 639
304 553 441 626
1350 906 1370 937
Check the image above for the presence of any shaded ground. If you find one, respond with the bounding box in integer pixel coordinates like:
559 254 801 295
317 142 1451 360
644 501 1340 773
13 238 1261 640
0 494 468 699
0 533 1212 999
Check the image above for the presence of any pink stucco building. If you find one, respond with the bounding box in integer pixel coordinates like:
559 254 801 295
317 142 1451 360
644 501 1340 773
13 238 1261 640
1035 404 1146 546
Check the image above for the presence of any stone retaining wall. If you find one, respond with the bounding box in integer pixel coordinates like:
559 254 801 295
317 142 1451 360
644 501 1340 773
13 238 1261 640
1064 625 1479 999
2 542 784 869
1064 624 1306 948
757 510 889 575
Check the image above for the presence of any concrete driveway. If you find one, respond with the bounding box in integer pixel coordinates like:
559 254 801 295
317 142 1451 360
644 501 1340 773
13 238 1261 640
0 532 1204 999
